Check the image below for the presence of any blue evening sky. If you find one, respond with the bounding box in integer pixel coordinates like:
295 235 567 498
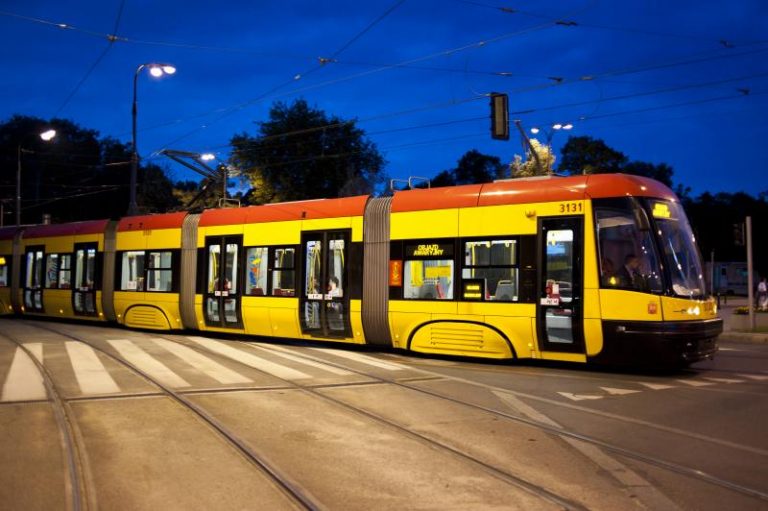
1 0 767 196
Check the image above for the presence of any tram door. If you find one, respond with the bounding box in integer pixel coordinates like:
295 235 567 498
537 218 584 353
204 236 243 328
300 230 351 338
73 243 98 316
23 246 44 312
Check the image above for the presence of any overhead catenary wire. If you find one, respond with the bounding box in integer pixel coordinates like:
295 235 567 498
51 0 126 117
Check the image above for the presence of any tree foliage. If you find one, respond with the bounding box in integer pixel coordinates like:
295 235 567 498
230 99 386 204
510 139 555 178
557 136 628 175
431 149 507 187
0 115 178 224
557 135 674 187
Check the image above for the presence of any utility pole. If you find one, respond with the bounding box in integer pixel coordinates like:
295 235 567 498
746 216 755 330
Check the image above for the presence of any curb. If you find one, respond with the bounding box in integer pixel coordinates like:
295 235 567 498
719 332 768 345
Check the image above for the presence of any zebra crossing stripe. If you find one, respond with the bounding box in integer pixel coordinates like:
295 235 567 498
254 344 354 376
108 339 191 388
150 338 252 384
65 342 120 395
308 347 406 371
187 337 311 380
1 345 47 402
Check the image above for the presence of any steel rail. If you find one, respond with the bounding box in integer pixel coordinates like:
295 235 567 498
23 323 320 511
219 336 768 504
0 330 86 511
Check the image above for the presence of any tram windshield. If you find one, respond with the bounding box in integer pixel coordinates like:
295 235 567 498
594 197 663 293
647 199 706 298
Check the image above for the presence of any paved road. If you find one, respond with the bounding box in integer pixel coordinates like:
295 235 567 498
1 319 766 510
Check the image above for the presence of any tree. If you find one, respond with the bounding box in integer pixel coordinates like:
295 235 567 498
510 139 554 178
621 161 674 187
230 99 386 204
0 115 178 223
557 136 628 175
431 149 507 187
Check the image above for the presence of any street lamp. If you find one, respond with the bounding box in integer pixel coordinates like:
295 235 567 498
129 62 176 216
530 123 573 172
17 129 57 226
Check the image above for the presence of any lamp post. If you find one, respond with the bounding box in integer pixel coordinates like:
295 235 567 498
530 123 573 173
16 129 57 226
129 63 176 216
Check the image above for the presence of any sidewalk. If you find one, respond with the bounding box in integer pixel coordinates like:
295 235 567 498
716 296 768 345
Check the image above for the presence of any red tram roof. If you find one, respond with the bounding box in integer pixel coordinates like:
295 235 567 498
199 195 369 227
391 174 677 212
23 219 110 239
118 212 188 232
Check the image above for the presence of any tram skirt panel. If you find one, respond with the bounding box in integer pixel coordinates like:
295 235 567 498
409 321 513 359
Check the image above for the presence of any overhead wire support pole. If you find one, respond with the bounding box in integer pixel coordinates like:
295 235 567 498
513 120 543 172
746 216 755 330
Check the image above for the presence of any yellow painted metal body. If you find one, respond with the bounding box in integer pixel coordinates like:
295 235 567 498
196 215 366 344
390 201 594 360
114 227 182 330
19 232 106 321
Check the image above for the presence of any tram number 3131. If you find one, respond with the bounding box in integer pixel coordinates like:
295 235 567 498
559 202 583 214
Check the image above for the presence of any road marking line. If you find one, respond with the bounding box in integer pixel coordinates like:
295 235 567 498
187 337 311 380
600 386 642 396
26 343 44 364
308 347 406 370
1 345 47 402
703 377 745 384
65 342 120 395
557 392 603 401
676 379 715 387
737 373 768 381
638 382 675 390
108 339 190 388
494 390 682 510
253 344 353 376
150 338 251 384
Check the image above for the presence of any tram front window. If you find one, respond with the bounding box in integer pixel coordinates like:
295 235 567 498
594 198 663 293
648 200 705 298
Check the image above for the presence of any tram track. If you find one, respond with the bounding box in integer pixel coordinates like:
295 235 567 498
1 330 87 511
195 334 768 506
26 321 587 511
3 324 319 511
10 320 768 508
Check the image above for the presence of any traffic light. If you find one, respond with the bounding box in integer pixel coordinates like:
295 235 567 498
490 92 509 140
734 222 745 246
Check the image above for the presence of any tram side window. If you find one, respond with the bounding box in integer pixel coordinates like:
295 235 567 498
25 250 44 289
245 247 269 295
0 256 8 287
403 241 454 300
272 247 296 297
463 240 519 301
75 247 97 290
146 251 173 292
120 251 145 291
58 255 71 289
44 254 59 288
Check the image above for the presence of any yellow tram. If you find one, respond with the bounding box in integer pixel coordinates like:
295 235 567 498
1 174 722 366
